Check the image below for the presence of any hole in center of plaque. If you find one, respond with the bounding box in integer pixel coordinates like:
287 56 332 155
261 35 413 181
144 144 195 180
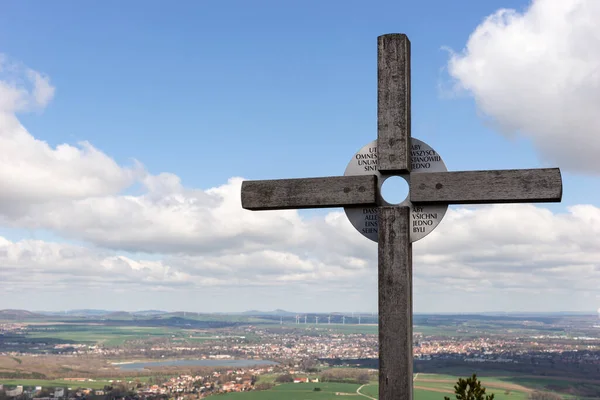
381 176 409 205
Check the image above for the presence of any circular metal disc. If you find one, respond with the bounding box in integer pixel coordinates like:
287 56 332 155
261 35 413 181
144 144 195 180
343 138 448 243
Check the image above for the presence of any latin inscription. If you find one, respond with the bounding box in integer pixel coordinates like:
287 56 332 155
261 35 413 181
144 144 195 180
355 147 378 171
355 144 442 172
344 138 448 243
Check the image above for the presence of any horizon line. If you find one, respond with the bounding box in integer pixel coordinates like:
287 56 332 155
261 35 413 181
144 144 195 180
2 308 597 315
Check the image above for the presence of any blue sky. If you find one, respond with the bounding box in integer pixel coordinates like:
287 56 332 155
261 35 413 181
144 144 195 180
0 0 540 180
0 0 599 313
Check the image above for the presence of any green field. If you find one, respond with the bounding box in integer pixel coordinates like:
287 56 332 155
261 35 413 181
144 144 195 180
212 382 528 400
258 323 379 335
284 323 493 337
26 325 180 346
415 373 599 394
413 326 478 337
21 317 274 347
216 382 360 399
3 373 590 399
226 373 585 400
357 383 529 400
255 374 278 384
309 324 379 335
359 383 378 398
0 377 149 390
414 389 462 400
323 325 378 335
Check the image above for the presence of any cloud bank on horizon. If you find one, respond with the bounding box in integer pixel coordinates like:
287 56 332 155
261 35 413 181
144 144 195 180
1 0 599 313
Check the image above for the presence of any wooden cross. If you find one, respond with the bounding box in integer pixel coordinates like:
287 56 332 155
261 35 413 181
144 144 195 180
240 34 562 400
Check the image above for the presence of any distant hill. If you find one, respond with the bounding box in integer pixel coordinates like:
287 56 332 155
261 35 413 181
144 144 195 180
68 309 111 315
103 311 132 318
132 310 167 316
66 309 112 316
0 309 44 320
36 309 168 317
239 309 298 316
7 308 596 319
478 311 595 316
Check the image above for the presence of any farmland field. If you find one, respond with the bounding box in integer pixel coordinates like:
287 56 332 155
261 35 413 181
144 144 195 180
0 377 151 390
414 372 600 397
359 383 378 398
260 324 379 335
2 371 593 399
358 380 530 400
213 381 532 400
25 324 180 346
275 323 502 337
215 382 361 399
223 372 587 400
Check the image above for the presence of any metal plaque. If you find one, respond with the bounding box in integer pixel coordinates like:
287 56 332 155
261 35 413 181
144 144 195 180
343 138 448 243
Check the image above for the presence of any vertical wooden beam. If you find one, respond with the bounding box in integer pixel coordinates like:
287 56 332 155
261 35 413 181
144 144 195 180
379 206 413 400
377 33 411 173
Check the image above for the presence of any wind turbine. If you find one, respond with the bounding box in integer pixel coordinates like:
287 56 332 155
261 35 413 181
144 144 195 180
342 316 345 325
315 316 319 324
304 315 307 324
358 315 361 325
328 315 331 324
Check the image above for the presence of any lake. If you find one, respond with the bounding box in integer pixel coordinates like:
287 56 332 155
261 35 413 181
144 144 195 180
116 359 278 370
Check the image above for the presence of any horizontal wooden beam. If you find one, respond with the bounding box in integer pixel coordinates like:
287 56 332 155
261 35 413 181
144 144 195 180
410 168 562 205
241 175 378 211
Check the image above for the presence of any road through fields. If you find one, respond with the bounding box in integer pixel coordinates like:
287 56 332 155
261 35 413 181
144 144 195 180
356 384 377 400
356 373 421 399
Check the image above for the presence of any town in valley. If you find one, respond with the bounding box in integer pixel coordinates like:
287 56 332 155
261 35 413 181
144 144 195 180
1 309 600 399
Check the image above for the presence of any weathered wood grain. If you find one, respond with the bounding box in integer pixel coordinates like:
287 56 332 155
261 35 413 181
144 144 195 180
238 33 564 400
378 206 412 400
411 168 562 204
377 33 411 173
241 175 378 210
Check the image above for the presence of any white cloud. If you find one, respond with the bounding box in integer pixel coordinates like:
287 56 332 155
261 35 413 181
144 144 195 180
1 202 600 312
26 69 55 109
2 164 375 257
0 52 597 312
0 55 55 112
0 56 143 215
0 237 194 291
0 234 376 301
446 0 600 174
0 113 143 215
417 204 600 294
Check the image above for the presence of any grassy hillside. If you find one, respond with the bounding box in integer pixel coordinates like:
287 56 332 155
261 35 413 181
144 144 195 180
215 382 360 399
219 373 586 400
